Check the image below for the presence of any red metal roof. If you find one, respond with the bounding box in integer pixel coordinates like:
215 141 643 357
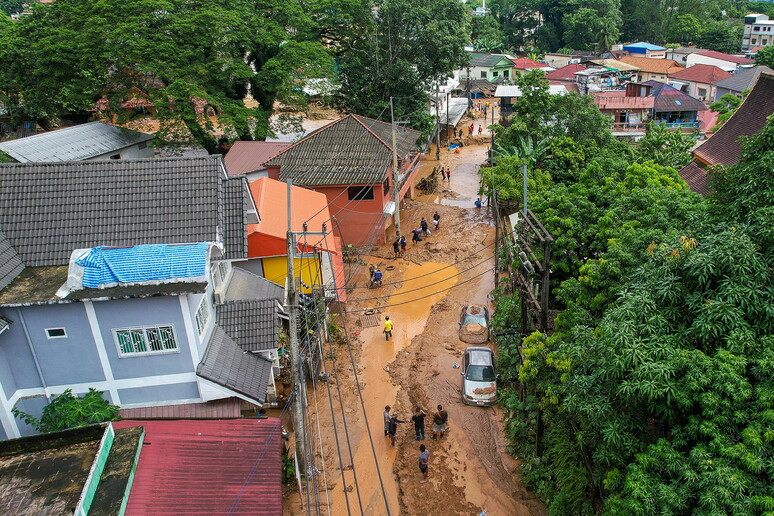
669 64 732 84
545 63 586 80
512 57 544 69
694 50 754 65
119 398 242 419
113 419 282 515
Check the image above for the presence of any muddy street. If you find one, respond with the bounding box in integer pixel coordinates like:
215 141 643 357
287 107 545 516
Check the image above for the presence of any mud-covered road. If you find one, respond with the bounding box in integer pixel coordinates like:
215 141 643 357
286 107 546 516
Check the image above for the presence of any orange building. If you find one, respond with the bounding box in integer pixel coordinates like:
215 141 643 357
246 177 346 302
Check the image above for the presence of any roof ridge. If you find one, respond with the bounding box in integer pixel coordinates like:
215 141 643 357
261 117 352 163
351 114 396 153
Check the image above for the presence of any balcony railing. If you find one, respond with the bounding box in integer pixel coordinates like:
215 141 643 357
654 120 700 129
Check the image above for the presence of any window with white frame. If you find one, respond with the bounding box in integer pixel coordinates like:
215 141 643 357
114 325 178 356
218 261 230 284
195 295 211 335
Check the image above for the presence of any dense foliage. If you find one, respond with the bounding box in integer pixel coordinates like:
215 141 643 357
12 388 120 433
491 70 773 512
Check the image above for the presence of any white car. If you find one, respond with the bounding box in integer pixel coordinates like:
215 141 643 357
458 305 490 344
460 347 497 406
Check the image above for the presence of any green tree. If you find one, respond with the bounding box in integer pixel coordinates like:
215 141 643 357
697 20 743 54
668 13 703 44
0 0 337 151
12 388 120 433
335 0 469 132
709 92 745 130
0 0 24 16
755 45 774 69
634 122 693 169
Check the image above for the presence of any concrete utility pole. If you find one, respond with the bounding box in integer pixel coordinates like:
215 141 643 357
286 178 307 476
435 82 441 161
390 97 401 240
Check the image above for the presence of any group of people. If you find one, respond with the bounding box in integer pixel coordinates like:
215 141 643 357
438 166 451 182
411 212 441 244
383 404 449 483
368 264 383 287
392 235 407 258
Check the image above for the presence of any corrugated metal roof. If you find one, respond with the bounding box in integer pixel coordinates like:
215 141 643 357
197 326 273 404
438 98 469 126
468 53 513 67
694 50 754 65
669 64 731 84
112 419 282 515
265 114 420 186
650 83 708 112
624 42 667 51
223 141 290 176
0 122 154 163
712 65 774 93
118 398 242 419
545 64 587 80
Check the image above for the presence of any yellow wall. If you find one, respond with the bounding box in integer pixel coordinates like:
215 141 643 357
262 255 321 294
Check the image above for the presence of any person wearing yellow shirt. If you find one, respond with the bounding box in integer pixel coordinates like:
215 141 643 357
383 316 393 341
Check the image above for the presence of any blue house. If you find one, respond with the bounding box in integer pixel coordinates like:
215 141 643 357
0 156 285 439
623 42 667 58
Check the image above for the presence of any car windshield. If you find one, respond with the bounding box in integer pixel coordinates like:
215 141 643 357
466 365 495 382
463 314 487 327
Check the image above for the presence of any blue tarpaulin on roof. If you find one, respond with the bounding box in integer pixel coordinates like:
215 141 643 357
77 243 209 288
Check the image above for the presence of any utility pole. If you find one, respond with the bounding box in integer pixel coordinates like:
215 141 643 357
390 97 402 241
435 82 441 161
522 164 528 215
286 178 307 476
445 89 450 147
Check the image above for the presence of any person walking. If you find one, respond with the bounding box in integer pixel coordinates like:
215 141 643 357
432 211 440 230
446 168 451 181
478 125 483 135
388 412 405 447
392 239 400 258
399 235 407 254
383 316 393 341
468 123 474 135
412 229 421 244
420 217 429 236
418 444 429 483
432 404 448 439
384 405 392 436
412 406 426 440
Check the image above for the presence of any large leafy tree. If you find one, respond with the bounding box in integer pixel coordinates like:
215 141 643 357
334 0 469 133
634 122 693 169
0 0 337 151
755 45 774 69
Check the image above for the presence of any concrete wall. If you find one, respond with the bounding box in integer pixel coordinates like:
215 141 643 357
234 259 265 277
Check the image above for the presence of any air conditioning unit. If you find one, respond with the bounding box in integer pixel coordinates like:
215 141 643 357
213 285 225 305
570 59 581 64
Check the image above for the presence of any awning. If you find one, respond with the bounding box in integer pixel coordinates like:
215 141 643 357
438 98 469 127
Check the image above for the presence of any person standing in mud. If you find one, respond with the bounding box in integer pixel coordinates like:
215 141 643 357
412 406 426 440
432 211 440 230
418 444 429 483
393 239 400 258
446 168 452 182
432 404 448 439
420 217 429 236
383 316 393 341
388 412 405 447
384 405 392 436
400 235 407 254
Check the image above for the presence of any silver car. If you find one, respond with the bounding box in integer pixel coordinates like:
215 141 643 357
460 347 497 406
458 305 490 344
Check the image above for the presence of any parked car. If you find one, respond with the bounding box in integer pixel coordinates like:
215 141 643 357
458 305 489 343
460 347 497 406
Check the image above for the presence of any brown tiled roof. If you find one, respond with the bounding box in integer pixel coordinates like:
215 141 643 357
619 56 684 75
669 64 732 84
693 72 774 166
694 50 754 65
224 141 290 177
678 161 711 195
593 94 654 110
264 114 421 186
545 64 586 80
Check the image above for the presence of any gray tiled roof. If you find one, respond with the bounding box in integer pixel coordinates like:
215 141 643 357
216 299 279 352
197 326 272 404
0 229 24 291
0 156 247 269
265 115 420 186
712 66 774 93
225 268 285 303
0 122 154 163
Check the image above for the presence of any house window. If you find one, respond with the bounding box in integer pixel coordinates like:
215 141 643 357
46 328 67 339
218 261 230 284
195 296 211 335
492 71 499 77
347 186 374 201
752 38 757 44
114 325 178 356
697 87 707 99
383 177 390 196
480 71 487 78
503 70 509 78
110 154 120 159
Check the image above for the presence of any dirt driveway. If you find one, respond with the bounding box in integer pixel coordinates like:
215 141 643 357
286 107 545 516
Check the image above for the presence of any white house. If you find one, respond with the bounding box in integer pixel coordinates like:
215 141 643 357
742 13 774 51
686 50 755 72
